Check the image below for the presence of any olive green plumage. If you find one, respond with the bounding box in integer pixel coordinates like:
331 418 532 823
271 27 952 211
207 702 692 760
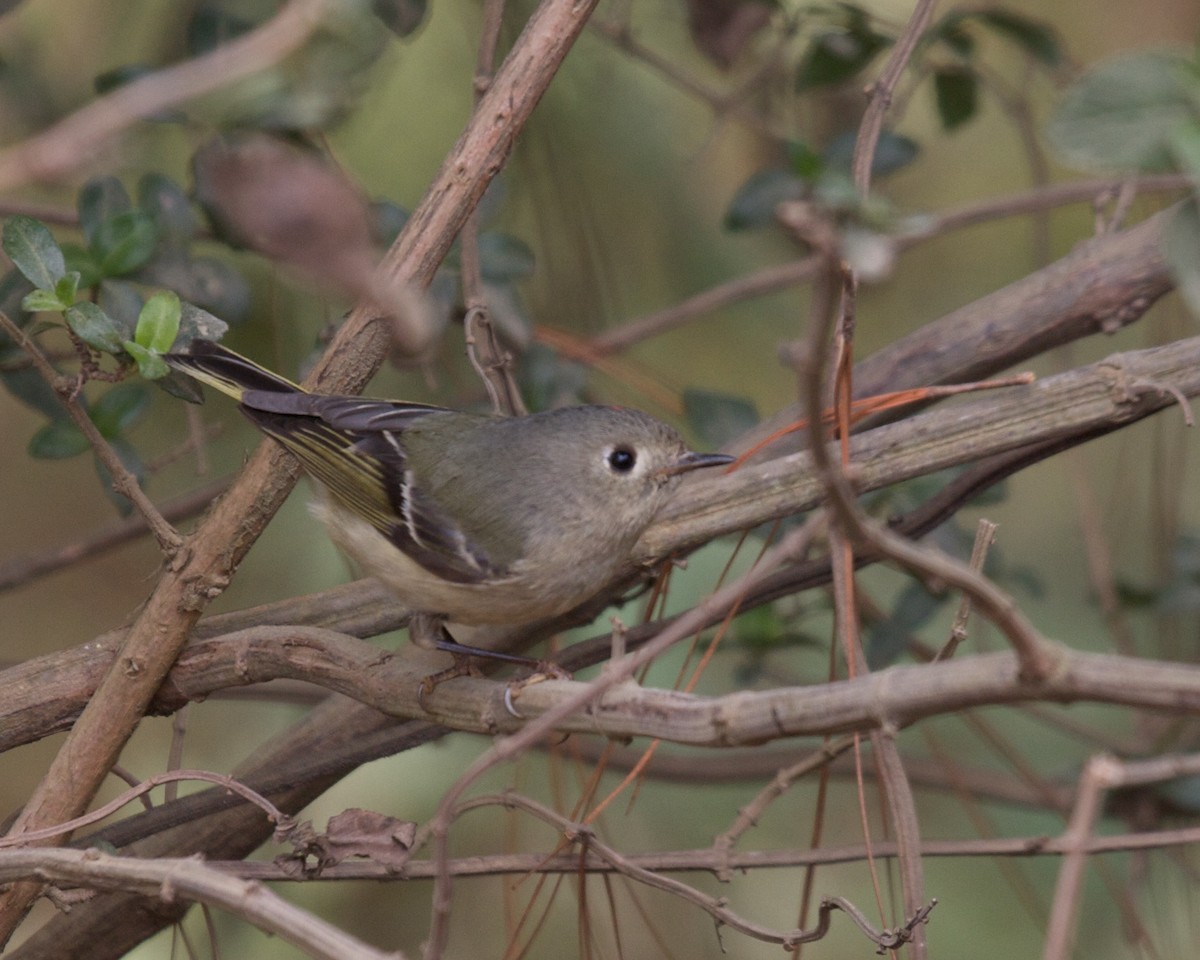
166 340 731 628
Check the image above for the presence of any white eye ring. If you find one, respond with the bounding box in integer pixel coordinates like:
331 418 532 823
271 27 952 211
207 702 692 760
604 445 638 474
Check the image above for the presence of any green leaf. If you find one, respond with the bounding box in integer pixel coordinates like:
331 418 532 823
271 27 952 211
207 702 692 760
732 604 788 651
795 26 890 90
2 215 66 290
137 253 250 322
91 210 158 277
868 581 946 669
90 383 150 438
78 177 132 248
1046 51 1197 173
930 20 975 59
176 301 229 348
369 200 410 246
934 68 978 131
186 7 255 56
61 242 103 289
518 343 587 411
54 272 80 307
66 302 125 353
134 290 181 353
155 368 207 404
187 4 390 130
2 366 68 421
785 140 826 180
723 169 806 231
137 173 197 245
94 437 145 516
21 288 69 313
824 130 919 178
977 9 1062 67
1169 119 1200 182
683 389 758 447
478 233 536 283
122 340 170 380
1156 775 1200 813
29 421 89 459
94 64 154 94
373 0 427 37
98 280 144 341
1164 199 1200 319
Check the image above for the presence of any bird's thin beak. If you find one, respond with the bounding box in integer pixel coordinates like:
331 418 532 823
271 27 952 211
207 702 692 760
663 451 735 477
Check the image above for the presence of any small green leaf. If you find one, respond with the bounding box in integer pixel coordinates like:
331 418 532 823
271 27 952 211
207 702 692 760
95 437 146 516
373 0 427 37
795 26 890 90
29 420 90 459
66 302 125 353
1114 578 1159 610
683 389 758 447
78 177 132 248
518 343 587 411
478 233 536 283
176 301 229 348
934 68 978 131
54 271 81 307
2 366 68 421
930 20 975 59
1169 119 1200 183
137 253 250 322
824 130 919 178
123 340 170 380
724 169 806 231
21 288 69 313
868 581 946 669
94 64 155 94
785 141 826 180
134 290 181 353
1046 51 1196 173
155 369 207 404
61 242 103 289
733 604 787 651
1156 774 1200 813
2 215 66 290
369 200 410 246
137 173 197 244
0 268 34 323
98 280 144 341
1164 199 1200 319
91 210 158 277
811 168 861 211
186 7 255 55
90 383 151 438
977 9 1062 67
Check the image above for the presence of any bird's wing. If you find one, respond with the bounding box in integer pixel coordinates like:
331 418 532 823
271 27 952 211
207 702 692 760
239 392 503 585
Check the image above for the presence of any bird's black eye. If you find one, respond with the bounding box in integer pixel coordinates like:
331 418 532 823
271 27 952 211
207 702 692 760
607 446 637 473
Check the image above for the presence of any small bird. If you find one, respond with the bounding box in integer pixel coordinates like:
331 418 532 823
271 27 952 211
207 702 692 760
166 341 732 668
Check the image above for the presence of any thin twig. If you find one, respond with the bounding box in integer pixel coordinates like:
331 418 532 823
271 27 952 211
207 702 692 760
937 519 998 661
0 311 181 553
589 175 1190 357
0 848 395 960
0 0 331 192
0 476 230 594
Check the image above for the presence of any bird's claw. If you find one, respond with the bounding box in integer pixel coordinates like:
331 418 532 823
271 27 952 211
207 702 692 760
503 662 572 718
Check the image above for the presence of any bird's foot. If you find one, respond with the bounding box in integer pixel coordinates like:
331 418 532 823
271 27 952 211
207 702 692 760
503 661 573 718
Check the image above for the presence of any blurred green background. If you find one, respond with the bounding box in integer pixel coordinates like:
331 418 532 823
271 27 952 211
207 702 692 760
2 0 1200 956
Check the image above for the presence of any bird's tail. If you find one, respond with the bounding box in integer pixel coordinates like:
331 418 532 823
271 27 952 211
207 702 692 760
165 340 304 401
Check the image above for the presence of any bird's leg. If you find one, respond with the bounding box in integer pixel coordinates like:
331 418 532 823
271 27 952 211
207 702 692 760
409 613 568 701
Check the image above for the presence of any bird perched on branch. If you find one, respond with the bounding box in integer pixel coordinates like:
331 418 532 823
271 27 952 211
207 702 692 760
167 340 732 676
